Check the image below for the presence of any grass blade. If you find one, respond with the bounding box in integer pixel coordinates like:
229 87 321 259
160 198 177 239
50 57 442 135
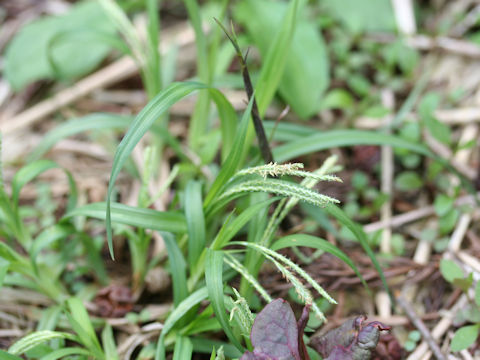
65 202 187 234
205 249 244 352
8 330 78 355
211 197 279 250
172 336 193 360
39 347 92 360
255 0 305 115
106 81 207 259
273 129 435 162
204 95 254 208
155 287 209 360
161 232 188 306
185 181 206 268
325 204 391 301
101 324 119 360
272 234 369 291
29 113 132 161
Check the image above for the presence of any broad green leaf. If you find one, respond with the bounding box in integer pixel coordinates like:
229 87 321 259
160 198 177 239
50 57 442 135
440 259 464 283
65 202 187 234
5 1 115 90
319 89 354 110
394 171 423 191
235 0 329 118
322 0 396 34
155 287 209 360
272 234 368 290
439 209 459 235
205 249 244 352
419 93 451 145
450 324 479 352
8 330 77 355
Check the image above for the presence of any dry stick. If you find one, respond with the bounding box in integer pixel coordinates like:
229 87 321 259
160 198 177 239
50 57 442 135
380 89 395 254
370 33 480 58
363 192 480 233
214 19 274 164
397 297 447 360
0 22 196 135
408 295 469 360
391 0 416 35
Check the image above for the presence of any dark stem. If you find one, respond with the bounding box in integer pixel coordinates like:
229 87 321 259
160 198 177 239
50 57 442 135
214 18 274 164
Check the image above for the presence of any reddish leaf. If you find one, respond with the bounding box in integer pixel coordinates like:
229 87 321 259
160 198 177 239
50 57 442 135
311 316 391 360
250 299 300 360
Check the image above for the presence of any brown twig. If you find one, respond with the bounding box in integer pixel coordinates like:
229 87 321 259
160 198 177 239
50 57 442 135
397 296 446 360
214 18 274 164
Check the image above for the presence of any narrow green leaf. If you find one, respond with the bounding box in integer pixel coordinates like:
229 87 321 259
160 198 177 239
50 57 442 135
8 331 77 355
204 95 254 208
274 129 435 162
272 234 368 290
161 232 188 306
30 224 73 273
65 202 187 234
0 349 23 360
212 197 278 250
190 337 242 358
172 336 193 360
65 297 103 357
11 160 57 207
101 324 119 360
29 113 132 161
475 282 480 307
209 90 237 162
0 258 9 288
325 204 390 300
40 348 92 360
106 81 206 258
12 160 77 211
450 324 479 352
155 287 209 360
205 249 244 352
185 181 206 268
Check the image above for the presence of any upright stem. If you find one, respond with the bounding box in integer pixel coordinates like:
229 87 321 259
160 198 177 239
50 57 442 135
215 19 274 164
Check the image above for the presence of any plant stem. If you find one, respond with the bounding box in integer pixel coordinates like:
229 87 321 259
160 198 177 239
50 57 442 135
214 19 274 164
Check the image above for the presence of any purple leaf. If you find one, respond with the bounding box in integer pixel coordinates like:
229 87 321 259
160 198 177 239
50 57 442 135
250 299 301 360
297 304 311 360
310 316 391 360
